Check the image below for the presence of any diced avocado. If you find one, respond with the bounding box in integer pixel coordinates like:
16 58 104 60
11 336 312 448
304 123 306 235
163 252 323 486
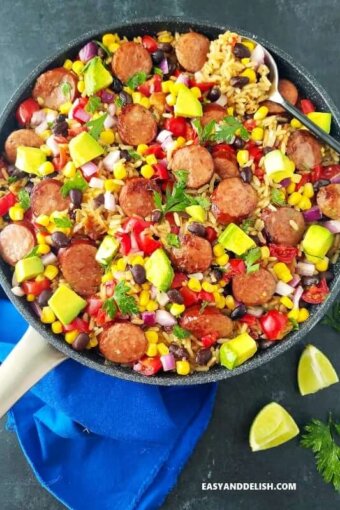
307 112 332 134
218 223 255 256
174 86 203 118
84 56 113 96
145 248 174 291
302 225 334 259
185 205 206 222
15 256 44 283
15 146 46 175
95 235 119 265
219 332 257 370
263 150 295 183
69 131 104 168
48 285 87 325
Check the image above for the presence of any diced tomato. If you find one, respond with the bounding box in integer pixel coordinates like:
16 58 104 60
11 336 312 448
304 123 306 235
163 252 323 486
259 310 288 340
86 297 102 317
254 165 265 180
310 165 322 183
247 142 263 162
137 231 161 255
15 98 40 127
321 164 340 181
142 35 158 53
302 278 329 304
123 217 151 234
180 287 199 307
165 212 180 234
198 290 215 302
52 145 68 171
138 356 163 376
269 244 299 263
116 232 131 255
202 333 218 348
152 74 162 92
171 272 188 289
211 144 235 156
164 117 187 137
144 144 165 159
154 162 169 180
205 227 217 243
0 192 17 216
296 173 310 191
224 259 246 280
189 80 216 92
64 317 90 333
300 99 315 114
137 82 152 97
244 119 257 131
95 308 113 326
22 278 50 296
185 123 197 142
239 313 258 326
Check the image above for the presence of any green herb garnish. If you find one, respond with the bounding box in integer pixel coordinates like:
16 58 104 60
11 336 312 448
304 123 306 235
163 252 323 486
127 150 140 160
86 113 108 140
289 318 299 331
86 96 102 113
94 40 112 57
240 218 255 234
153 67 163 76
173 325 190 339
127 72 147 90
61 170 88 197
18 189 30 211
103 298 118 319
115 96 124 108
113 280 139 315
53 217 73 228
24 246 39 259
166 233 180 248
214 116 249 143
192 119 216 144
7 176 18 184
61 82 72 99
322 302 340 332
271 188 286 206
242 247 261 273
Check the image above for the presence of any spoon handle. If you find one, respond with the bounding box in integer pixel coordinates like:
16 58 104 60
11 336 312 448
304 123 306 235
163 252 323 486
281 99 340 154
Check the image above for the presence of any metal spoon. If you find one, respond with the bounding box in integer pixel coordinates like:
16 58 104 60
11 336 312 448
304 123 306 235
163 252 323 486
262 45 340 154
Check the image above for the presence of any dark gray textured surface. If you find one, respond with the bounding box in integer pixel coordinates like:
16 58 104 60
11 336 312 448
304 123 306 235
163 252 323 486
1 0 340 508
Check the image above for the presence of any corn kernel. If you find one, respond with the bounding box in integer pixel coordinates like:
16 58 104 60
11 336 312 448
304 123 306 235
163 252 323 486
26 294 35 302
219 279 228 287
215 295 226 309
161 80 172 93
44 265 59 280
287 182 296 194
141 164 155 179
142 282 150 290
176 136 186 148
298 196 312 211
139 290 150 307
202 281 217 293
109 42 120 53
9 205 24 221
170 303 185 316
38 161 55 176
297 308 310 323
288 191 302 206
101 272 112 283
140 97 150 109
72 60 84 76
41 306 56 324
51 321 63 334
100 129 115 145
77 80 85 93
190 86 201 98
280 296 294 309
137 144 148 155
173 82 186 94
254 106 268 121
216 254 229 266
303 182 314 199
132 91 143 104
63 59 73 70
241 57 250 65
37 244 51 255
242 39 256 51
59 102 72 115
290 118 302 129
157 342 169 355
40 144 53 157
176 360 190 376
291 173 302 183
102 33 116 47
36 215 50 227
87 337 98 349
113 162 127 180
63 161 76 178
116 258 127 271
273 262 292 283
131 255 144 266
261 246 270 259
40 129 52 141
241 68 256 83
236 150 249 166
146 343 158 357
158 33 172 43
316 257 329 272
213 243 225 257
287 308 299 321
35 274 46 282
145 154 157 165
146 300 158 312
166 93 176 106
251 127 264 141
65 330 79 344
145 330 158 343
188 278 202 292
225 295 235 310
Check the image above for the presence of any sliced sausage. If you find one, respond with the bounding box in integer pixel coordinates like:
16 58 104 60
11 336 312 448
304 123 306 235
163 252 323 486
201 104 226 127
170 234 212 273
99 323 147 364
262 79 299 115
263 207 305 246
119 177 158 218
175 32 210 72
5 129 43 164
213 151 239 179
211 177 258 225
0 223 35 265
31 179 70 217
117 104 157 146
286 130 322 171
232 268 276 306
171 145 214 189
180 305 233 339
32 68 78 110
112 42 152 83
317 184 340 220
59 242 102 297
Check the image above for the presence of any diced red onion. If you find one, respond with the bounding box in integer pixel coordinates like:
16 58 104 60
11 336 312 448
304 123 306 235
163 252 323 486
280 178 291 188
108 104 116 116
251 44 265 65
30 301 42 318
46 135 60 157
288 274 301 288
275 281 294 296
303 206 322 222
11 286 25 297
323 220 340 234
293 285 304 309
296 262 315 276
176 73 189 86
133 362 142 372
155 309 177 327
188 272 204 280
157 129 173 143
160 353 176 371
156 291 170 307
159 58 169 74
89 177 104 189
41 252 58 266
247 307 264 317
103 150 121 170
81 161 98 177
31 110 46 127
215 94 228 107
73 108 91 123
101 90 115 104
141 311 156 326
161 136 174 151
79 42 98 63
104 115 115 129
150 285 158 300
35 120 49 135
69 98 80 119
104 191 116 212
330 174 340 183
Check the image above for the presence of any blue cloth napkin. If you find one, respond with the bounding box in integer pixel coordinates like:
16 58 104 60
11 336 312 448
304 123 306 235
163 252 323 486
0 299 217 510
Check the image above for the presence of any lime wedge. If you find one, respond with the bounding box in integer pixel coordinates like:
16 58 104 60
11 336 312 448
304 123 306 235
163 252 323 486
249 402 299 452
297 344 339 396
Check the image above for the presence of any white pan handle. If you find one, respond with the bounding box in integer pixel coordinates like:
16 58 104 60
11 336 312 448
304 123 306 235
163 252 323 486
0 326 67 418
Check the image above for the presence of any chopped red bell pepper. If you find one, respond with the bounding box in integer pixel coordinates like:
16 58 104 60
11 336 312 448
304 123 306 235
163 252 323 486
259 310 288 340
16 98 40 127
244 119 257 131
180 287 199 307
123 217 151 234
269 244 298 263
64 317 90 333
202 333 218 348
320 164 340 180
224 259 246 280
0 192 16 216
154 162 169 180
310 165 322 183
188 80 216 92
141 35 158 53
164 117 187 137
22 278 50 296
144 144 165 159
302 278 329 304
95 308 114 326
198 290 215 302
296 173 310 191
171 272 188 289
116 232 132 255
211 143 235 156
86 297 102 317
205 227 217 243
137 231 161 255
138 356 163 376
239 313 258 326
52 146 68 171
246 142 263 162
300 99 315 114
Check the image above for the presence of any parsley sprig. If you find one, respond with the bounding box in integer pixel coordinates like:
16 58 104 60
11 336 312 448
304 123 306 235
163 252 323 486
127 72 147 90
53 217 73 228
61 171 88 197
242 247 261 273
173 325 190 339
103 298 118 319
322 302 340 332
113 281 139 315
86 96 102 113
166 233 180 248
86 113 108 139
271 188 286 206
18 189 30 211
192 116 249 144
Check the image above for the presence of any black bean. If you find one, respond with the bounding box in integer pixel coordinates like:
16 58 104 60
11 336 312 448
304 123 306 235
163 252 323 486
313 179 330 192
97 47 106 59
319 270 334 283
211 267 224 283
240 167 252 183
167 289 184 304
150 209 162 223
158 42 173 53
112 77 123 93
195 348 212 365
230 76 250 88
222 284 231 296
187 222 206 238
263 147 274 155
56 114 67 123
164 59 177 78
169 344 189 360
24 182 34 193
258 339 275 350
52 122 68 137
233 43 251 59
8 166 26 180
37 289 53 307
69 189 82 208
151 49 164 65
233 136 246 149
51 231 70 249
207 87 221 102
131 264 146 284
301 275 320 287
93 193 104 208
119 91 132 106
120 149 132 162
230 304 247 320
72 333 90 351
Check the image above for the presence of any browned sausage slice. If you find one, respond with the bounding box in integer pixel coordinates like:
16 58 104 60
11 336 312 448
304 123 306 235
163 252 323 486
263 207 305 246
5 129 43 164
99 322 147 364
119 177 158 218
317 184 340 220
0 223 35 265
112 42 152 83
262 79 299 114
59 243 102 297
32 68 78 110
211 177 258 225
201 104 226 127
31 179 70 217
213 151 239 179
170 234 212 273
175 32 210 72
117 104 157 146
171 145 214 189
286 130 322 171
232 268 276 306
180 305 233 339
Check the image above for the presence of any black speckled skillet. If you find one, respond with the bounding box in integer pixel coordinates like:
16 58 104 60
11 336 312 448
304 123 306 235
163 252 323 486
0 17 339 392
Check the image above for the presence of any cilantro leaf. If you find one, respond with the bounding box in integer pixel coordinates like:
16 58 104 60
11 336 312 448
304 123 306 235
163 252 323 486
53 217 73 228
322 302 340 333
61 82 72 99
240 218 255 234
103 298 118 319
18 189 30 211
127 72 147 90
86 96 102 113
114 280 139 315
127 150 140 160
153 67 163 76
242 247 261 273
192 119 216 144
173 325 190 339
61 170 88 197
166 233 180 248
271 188 286 206
115 96 123 108
7 175 18 184
289 318 299 331
86 113 108 140
192 196 211 209
214 116 249 143
24 246 39 258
